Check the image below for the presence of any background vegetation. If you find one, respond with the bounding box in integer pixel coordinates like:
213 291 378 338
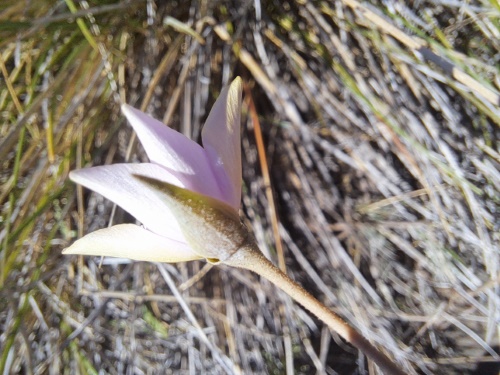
1 0 499 374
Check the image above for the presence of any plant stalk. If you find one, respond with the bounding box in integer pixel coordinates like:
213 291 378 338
226 246 405 375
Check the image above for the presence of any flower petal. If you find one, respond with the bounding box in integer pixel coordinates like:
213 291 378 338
63 224 202 262
202 77 243 210
70 163 185 241
133 174 250 263
121 104 223 200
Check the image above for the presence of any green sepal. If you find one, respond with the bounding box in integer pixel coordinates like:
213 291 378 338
132 174 251 263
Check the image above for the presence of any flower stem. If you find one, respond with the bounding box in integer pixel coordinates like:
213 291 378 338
226 246 405 375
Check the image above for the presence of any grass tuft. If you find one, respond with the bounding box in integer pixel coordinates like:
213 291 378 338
0 1 498 374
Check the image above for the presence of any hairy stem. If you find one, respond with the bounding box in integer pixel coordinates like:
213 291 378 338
225 245 405 375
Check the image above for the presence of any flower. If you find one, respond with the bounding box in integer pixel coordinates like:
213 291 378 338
62 78 405 375
63 77 247 263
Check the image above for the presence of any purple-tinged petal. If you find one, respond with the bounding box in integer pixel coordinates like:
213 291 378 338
202 77 242 210
70 163 186 241
121 104 223 200
63 224 202 262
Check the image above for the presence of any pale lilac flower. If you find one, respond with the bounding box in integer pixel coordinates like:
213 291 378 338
63 77 244 263
62 78 405 375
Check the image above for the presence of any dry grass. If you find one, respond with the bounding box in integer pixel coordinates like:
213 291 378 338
1 0 499 374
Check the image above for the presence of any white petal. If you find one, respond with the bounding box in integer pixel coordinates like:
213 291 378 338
70 163 185 241
121 104 224 201
202 77 243 210
63 224 202 263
